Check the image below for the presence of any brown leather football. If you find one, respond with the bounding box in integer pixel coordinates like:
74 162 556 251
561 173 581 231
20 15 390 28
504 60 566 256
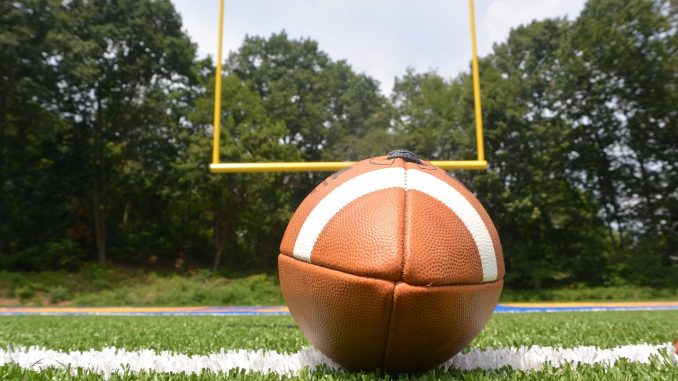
279 151 505 373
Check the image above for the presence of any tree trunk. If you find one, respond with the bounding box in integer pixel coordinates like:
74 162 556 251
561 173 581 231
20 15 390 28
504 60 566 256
0 88 6 258
0 214 4 257
590 132 626 253
93 178 107 265
212 220 224 272
212 216 225 272
212 245 223 273
122 201 131 232
0 185 4 258
93 91 107 265
635 152 657 235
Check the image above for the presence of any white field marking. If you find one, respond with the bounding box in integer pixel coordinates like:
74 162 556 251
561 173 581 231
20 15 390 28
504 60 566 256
0 346 340 378
442 343 676 372
293 168 498 281
0 343 674 377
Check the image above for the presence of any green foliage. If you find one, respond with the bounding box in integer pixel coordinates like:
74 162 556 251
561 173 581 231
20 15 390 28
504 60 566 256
171 72 300 271
471 18 611 288
73 273 283 307
227 32 393 162
13 285 35 301
391 69 473 160
557 0 678 286
0 0 76 270
501 285 678 302
47 285 71 304
0 267 284 307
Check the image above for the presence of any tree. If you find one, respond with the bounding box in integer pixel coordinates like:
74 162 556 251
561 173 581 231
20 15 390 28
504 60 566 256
391 69 476 160
484 19 612 288
0 0 83 268
558 0 678 283
174 69 300 271
393 20 610 288
52 0 196 264
225 32 393 200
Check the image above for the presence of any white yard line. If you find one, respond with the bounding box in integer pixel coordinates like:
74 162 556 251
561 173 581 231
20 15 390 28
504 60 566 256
442 343 675 371
0 343 674 377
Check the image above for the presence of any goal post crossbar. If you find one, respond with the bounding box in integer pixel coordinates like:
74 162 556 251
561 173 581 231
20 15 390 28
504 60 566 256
210 0 486 173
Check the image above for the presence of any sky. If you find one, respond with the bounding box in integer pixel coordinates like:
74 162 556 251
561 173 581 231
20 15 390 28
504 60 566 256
172 0 586 93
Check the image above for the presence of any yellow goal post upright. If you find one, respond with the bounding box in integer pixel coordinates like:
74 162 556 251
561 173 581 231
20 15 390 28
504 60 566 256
210 0 486 173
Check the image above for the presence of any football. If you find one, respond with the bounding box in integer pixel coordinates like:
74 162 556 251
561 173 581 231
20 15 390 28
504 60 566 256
278 150 505 373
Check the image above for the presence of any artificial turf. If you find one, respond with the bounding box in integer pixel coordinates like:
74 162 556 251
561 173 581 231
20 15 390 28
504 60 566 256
0 310 676 380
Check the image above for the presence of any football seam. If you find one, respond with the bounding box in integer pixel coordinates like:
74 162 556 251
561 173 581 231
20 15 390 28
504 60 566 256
399 161 408 283
280 254 504 288
280 254 505 371
380 160 409 370
380 282 397 370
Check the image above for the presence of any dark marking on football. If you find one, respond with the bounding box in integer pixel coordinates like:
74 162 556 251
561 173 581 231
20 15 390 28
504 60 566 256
318 166 353 189
331 166 353 180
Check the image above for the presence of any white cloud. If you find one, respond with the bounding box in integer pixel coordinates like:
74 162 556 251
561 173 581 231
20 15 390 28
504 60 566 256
172 0 586 93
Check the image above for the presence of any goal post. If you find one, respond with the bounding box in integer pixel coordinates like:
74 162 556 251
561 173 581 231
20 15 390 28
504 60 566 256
210 0 486 173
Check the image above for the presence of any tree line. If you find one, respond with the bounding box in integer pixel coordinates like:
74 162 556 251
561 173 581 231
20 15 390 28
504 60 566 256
1 0 676 288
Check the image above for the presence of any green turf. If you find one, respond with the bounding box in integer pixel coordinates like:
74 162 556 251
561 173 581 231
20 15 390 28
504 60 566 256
1 311 676 354
0 315 306 354
0 311 676 380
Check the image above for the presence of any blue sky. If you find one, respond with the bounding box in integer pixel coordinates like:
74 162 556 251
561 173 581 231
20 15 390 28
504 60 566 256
172 0 586 93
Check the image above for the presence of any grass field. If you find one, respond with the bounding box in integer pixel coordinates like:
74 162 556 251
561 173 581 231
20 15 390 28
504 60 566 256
1 310 676 380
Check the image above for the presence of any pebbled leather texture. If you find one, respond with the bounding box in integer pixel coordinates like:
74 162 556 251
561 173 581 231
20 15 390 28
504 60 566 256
279 155 505 373
280 161 379 259
278 254 394 370
411 161 505 279
382 279 503 373
403 190 484 285
312 188 405 281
